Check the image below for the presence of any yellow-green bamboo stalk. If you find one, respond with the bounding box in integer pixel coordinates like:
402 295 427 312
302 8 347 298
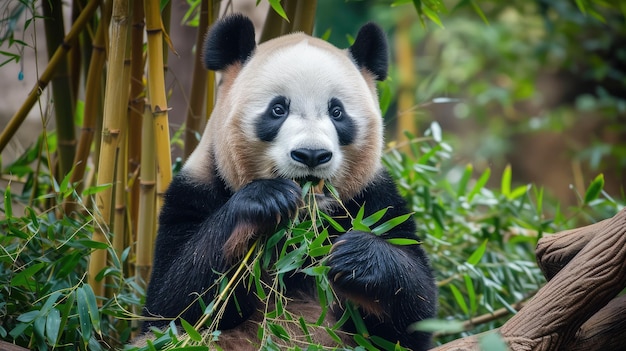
0 0 100 154
65 0 112 215
183 0 211 159
203 1 220 127
112 9 133 261
144 0 173 213
260 3 286 43
292 0 317 35
395 15 418 145
127 0 145 247
89 0 130 297
135 104 157 289
280 0 298 34
42 0 77 179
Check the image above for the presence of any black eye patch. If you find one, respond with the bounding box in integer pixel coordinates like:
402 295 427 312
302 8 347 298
328 98 355 146
256 96 290 142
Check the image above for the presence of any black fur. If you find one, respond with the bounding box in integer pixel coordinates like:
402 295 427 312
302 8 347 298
328 98 356 145
255 96 290 142
349 23 389 81
203 14 256 70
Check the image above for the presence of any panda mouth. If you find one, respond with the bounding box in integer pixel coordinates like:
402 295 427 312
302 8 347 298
295 176 326 195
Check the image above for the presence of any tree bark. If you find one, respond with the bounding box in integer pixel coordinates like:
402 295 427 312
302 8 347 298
432 208 626 351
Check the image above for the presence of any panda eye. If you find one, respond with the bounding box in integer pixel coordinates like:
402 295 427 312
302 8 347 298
330 105 343 120
271 103 288 118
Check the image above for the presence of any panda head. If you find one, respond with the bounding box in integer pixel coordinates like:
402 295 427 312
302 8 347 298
185 14 388 201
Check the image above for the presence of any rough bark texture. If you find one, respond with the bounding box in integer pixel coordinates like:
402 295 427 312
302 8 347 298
432 208 626 351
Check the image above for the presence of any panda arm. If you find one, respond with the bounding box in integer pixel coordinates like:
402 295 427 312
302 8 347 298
327 169 437 350
142 174 301 332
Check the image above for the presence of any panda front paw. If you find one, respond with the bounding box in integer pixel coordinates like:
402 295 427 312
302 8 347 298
327 231 404 311
223 178 303 259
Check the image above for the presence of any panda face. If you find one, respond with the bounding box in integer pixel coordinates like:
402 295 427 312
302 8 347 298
195 33 384 201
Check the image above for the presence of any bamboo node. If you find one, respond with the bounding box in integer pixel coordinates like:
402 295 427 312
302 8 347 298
153 105 171 113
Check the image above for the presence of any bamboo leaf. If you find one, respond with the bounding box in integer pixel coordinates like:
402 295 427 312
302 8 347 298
268 0 289 21
457 164 473 197
11 262 45 288
409 318 465 333
449 284 469 315
501 164 512 197
469 0 489 24
584 174 604 204
45 308 61 345
468 168 490 202
464 274 477 314
76 286 92 343
386 238 421 246
181 319 202 341
371 213 412 236
467 239 488 265
362 207 389 227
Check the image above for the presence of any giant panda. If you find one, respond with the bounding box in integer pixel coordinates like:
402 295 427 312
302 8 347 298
141 14 437 351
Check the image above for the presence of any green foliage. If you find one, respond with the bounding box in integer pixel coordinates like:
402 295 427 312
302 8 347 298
0 175 141 350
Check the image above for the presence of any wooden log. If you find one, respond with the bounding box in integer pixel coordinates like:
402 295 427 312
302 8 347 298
0 341 30 351
535 217 610 280
431 208 626 351
566 294 626 351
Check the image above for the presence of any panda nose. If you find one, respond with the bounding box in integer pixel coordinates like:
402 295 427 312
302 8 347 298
291 148 332 168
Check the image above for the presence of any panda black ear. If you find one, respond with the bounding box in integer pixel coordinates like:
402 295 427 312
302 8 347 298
349 23 389 81
203 14 256 71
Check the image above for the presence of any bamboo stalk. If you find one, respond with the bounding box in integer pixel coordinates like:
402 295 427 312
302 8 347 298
292 0 317 35
65 0 112 215
279 0 297 34
395 15 417 146
260 3 286 43
88 0 130 297
42 0 77 179
127 0 146 248
135 105 157 289
112 8 133 261
182 0 210 159
144 0 173 212
204 0 220 125
0 0 100 154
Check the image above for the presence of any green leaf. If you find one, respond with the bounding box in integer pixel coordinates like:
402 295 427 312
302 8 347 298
354 334 378 351
181 319 202 342
11 262 45 288
76 286 92 343
81 183 112 197
352 205 370 232
268 322 290 341
371 213 412 236
361 207 389 227
449 284 468 315
464 274 476 314
81 284 101 335
584 174 604 204
468 168 490 202
268 0 289 21
479 331 508 351
409 318 465 333
467 239 487 265
501 164 512 197
509 184 529 200
3 185 12 218
469 0 489 24
386 238 421 246
46 308 61 345
457 164 473 197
